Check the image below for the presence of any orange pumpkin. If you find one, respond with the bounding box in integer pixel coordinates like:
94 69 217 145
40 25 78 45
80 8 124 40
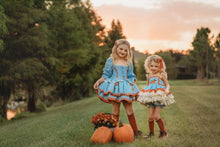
113 121 134 143
91 126 112 144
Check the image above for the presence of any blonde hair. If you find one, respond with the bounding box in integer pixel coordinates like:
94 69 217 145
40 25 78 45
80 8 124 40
110 39 133 65
144 55 167 76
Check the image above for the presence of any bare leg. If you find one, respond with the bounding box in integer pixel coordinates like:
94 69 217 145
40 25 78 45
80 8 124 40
112 101 120 121
122 101 134 115
153 106 162 121
148 107 155 121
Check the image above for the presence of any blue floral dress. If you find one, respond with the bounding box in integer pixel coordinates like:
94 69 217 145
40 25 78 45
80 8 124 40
96 57 139 103
137 76 175 106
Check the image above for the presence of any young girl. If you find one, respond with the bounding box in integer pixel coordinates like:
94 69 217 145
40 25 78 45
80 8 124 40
93 39 142 136
137 55 175 138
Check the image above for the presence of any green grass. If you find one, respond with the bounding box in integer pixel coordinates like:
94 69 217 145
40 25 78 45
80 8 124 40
0 80 220 147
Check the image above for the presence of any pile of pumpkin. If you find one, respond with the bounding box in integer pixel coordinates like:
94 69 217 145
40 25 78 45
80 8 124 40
90 112 134 144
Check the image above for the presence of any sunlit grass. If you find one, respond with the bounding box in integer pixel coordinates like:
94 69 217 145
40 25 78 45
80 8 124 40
0 80 219 147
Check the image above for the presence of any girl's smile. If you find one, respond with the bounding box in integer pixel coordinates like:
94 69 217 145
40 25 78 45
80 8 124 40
116 44 128 58
149 61 159 74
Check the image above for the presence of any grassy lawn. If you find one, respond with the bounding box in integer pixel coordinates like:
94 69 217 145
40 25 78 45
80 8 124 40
0 80 219 147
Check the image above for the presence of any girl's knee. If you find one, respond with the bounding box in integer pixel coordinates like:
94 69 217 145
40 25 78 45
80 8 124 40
148 116 154 121
123 102 134 115
113 112 119 116
154 116 161 121
126 110 134 116
112 109 120 116
112 102 120 115
112 108 120 116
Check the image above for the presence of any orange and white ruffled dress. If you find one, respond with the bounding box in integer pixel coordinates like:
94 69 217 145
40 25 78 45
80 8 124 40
137 76 175 106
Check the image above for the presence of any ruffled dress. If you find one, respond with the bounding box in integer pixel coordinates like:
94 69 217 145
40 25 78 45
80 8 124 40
137 76 175 106
96 57 139 103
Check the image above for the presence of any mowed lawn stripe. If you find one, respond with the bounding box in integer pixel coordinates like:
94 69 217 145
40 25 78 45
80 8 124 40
173 86 220 147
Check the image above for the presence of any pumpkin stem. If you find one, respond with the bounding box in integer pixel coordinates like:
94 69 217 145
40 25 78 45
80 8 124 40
119 120 123 127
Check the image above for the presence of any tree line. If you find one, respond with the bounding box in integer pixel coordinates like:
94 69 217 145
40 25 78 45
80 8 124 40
135 27 220 82
0 0 126 119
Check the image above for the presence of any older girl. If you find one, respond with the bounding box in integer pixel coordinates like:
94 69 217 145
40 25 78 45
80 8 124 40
94 39 142 136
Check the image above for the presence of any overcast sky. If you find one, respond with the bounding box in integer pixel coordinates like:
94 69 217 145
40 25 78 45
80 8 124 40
89 0 220 53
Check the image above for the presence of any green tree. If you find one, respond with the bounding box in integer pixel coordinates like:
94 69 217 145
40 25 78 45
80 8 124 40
156 51 178 80
104 19 126 57
191 27 214 80
0 5 7 52
136 57 147 81
0 76 14 119
0 4 11 119
177 53 197 79
11 58 49 112
47 0 105 100
1 0 51 112
214 33 220 80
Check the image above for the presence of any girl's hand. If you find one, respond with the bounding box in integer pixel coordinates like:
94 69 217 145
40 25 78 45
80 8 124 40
93 77 105 90
93 81 99 90
133 79 136 83
165 89 169 95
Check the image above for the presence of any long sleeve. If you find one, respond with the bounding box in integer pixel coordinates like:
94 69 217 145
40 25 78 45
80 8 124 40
102 57 113 79
127 63 137 83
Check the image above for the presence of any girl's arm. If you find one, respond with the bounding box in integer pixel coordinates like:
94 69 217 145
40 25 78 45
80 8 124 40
93 57 113 90
127 63 137 83
146 73 150 86
102 57 113 79
161 73 170 95
94 77 105 90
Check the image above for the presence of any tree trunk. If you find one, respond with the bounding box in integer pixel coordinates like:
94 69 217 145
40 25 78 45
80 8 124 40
27 91 36 112
0 96 9 119
218 62 220 81
205 44 209 83
205 62 209 84
197 65 204 80
0 104 7 119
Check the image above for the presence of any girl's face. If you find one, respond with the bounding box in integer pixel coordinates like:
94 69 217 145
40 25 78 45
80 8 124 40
116 44 128 59
149 60 159 74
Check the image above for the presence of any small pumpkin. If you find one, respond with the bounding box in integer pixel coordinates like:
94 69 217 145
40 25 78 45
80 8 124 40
91 126 112 144
113 121 134 143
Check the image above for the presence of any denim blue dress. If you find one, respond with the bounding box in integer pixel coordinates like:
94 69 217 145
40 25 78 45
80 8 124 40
137 76 175 106
96 57 139 103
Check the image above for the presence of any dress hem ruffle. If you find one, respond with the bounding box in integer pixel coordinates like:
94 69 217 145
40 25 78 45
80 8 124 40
96 89 138 104
98 88 139 97
137 93 175 106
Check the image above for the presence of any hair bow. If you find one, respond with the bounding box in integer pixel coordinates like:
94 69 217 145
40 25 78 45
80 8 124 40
157 58 164 69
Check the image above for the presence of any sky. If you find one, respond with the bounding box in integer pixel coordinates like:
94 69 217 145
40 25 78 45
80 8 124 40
89 0 220 53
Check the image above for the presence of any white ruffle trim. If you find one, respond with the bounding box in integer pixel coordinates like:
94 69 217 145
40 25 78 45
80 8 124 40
137 91 175 106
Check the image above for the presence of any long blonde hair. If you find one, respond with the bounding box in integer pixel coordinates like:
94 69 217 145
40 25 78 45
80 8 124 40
110 39 133 65
144 55 167 77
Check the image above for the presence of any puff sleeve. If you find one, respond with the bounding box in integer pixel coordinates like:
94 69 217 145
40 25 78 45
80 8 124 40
102 57 113 79
127 63 137 83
